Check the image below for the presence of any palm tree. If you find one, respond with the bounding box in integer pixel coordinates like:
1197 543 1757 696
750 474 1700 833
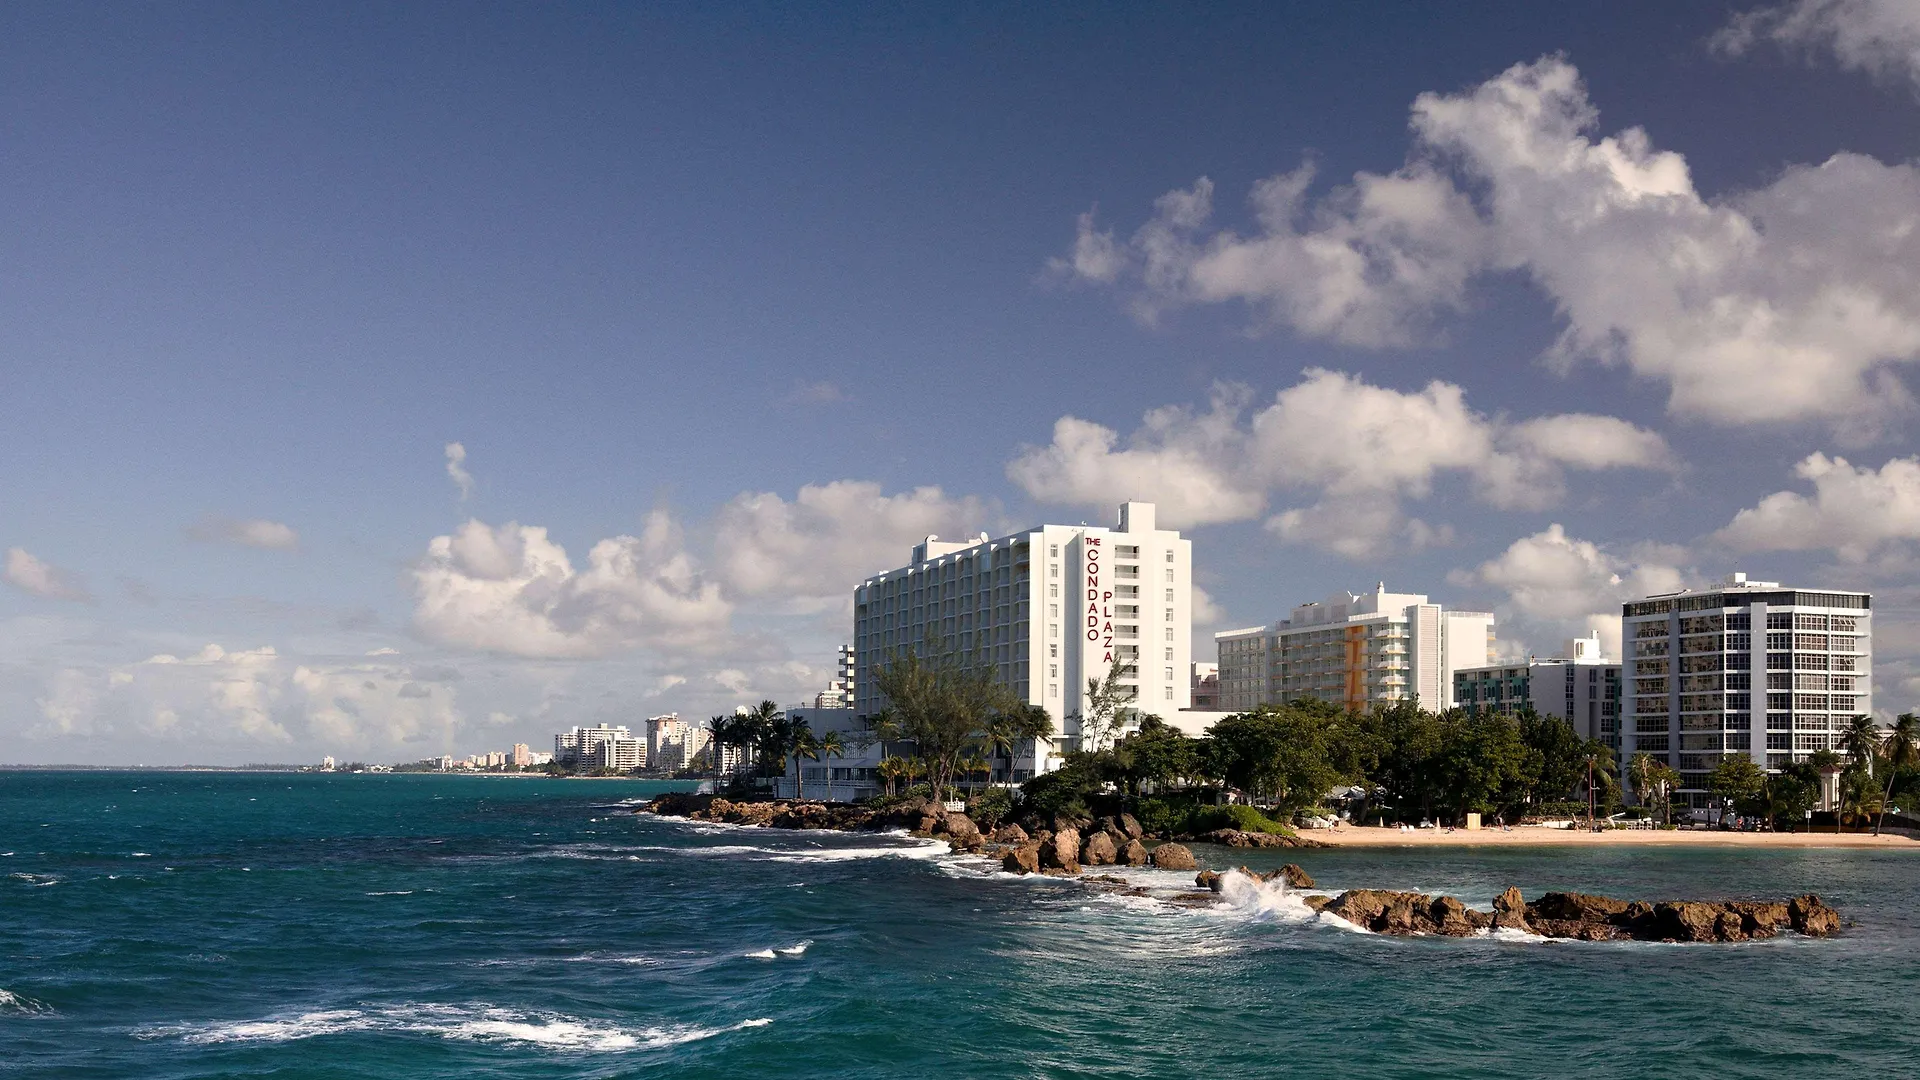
792 728 822 801
1579 742 1618 830
706 714 741 791
1875 712 1920 836
877 755 908 798
1840 714 1882 771
818 730 845 803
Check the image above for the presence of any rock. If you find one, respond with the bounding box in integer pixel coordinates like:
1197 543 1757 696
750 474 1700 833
1081 832 1118 866
1652 901 1723 943
987 824 1029 845
1528 892 1628 922
1380 896 1420 935
1715 911 1748 942
1321 889 1422 931
1790 894 1840 937
1118 813 1144 840
1042 827 1082 873
1117 839 1149 867
1002 842 1041 875
1196 870 1224 892
1728 901 1790 938
1198 828 1296 848
1148 842 1197 871
1429 895 1484 936
1493 886 1527 914
1274 863 1316 889
1490 909 1535 934
1302 894 1334 913
933 812 983 851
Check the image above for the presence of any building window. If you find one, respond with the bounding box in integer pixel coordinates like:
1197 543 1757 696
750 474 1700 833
1050 545 1059 558
1049 643 1058 658
1165 609 1174 622
1165 569 1174 582
1164 685 1174 700
1050 564 1058 578
1165 628 1175 642
1165 647 1174 661
1049 605 1059 618
1164 666 1175 681
1049 583 1058 598
1048 683 1058 697
1165 589 1174 602
1049 664 1058 678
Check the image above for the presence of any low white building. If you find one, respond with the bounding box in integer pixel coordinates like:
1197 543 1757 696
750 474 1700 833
1453 634 1622 745
555 724 645 771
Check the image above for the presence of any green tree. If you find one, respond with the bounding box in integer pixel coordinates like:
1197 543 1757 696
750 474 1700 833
1204 704 1346 815
1433 711 1534 823
1876 712 1920 836
792 727 822 800
1839 714 1882 772
1708 755 1767 824
1519 709 1586 806
1770 761 1822 831
1577 740 1619 828
871 641 1031 803
1072 657 1138 753
1115 715 1200 796
1627 752 1681 826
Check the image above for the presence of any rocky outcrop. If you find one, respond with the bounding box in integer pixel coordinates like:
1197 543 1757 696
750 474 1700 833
1276 863 1315 889
1041 827 1082 873
1117 838 1149 867
1081 832 1118 867
643 793 999 854
1148 842 1198 871
1001 841 1042 875
987 824 1029 845
1300 885 1840 943
931 813 984 852
1197 865 1317 893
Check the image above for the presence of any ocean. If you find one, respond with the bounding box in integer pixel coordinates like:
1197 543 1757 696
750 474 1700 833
2 771 1916 1079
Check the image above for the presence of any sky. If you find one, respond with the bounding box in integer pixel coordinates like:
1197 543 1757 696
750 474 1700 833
6 0 1920 764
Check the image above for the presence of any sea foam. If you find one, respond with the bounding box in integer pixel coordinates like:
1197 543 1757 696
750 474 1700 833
146 1003 772 1052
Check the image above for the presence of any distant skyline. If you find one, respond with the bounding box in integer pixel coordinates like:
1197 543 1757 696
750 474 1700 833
6 1 1920 764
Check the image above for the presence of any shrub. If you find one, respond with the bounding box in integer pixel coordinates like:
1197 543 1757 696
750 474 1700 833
1190 804 1293 836
1018 770 1091 822
968 787 1015 829
1132 797 1189 837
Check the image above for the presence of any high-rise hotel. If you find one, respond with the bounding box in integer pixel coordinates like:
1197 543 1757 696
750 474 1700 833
853 501 1192 778
1622 574 1871 807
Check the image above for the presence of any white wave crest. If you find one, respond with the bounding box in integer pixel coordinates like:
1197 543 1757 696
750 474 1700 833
743 949 777 959
0 989 52 1015
146 1003 771 1052
776 941 811 956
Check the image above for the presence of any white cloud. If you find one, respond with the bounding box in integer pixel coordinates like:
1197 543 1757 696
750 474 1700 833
445 442 475 501
4 548 92 602
1006 368 1673 557
1716 453 1920 561
1715 0 1920 87
35 644 463 748
711 481 991 609
411 514 731 659
1450 524 1689 660
1062 55 1920 436
187 517 300 551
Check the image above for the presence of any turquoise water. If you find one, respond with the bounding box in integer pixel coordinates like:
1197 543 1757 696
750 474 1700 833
3 771 1917 1078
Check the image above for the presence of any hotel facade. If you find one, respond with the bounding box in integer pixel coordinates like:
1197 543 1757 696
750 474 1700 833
1453 634 1622 746
1215 585 1495 713
1621 574 1871 808
853 501 1192 778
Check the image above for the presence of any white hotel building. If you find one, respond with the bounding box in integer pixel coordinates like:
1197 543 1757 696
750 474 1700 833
1215 585 1494 713
1622 574 1871 808
854 501 1192 779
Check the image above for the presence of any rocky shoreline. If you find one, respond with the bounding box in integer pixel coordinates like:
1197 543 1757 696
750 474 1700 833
639 794 1842 942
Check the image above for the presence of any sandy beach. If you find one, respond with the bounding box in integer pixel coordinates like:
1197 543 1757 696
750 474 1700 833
1307 824 1920 848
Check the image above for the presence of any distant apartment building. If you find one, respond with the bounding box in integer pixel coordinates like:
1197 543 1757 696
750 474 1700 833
1189 662 1219 710
555 724 646 771
511 743 532 768
814 644 857 709
1622 574 1871 808
854 501 1193 776
1454 634 1621 744
646 714 713 772
1215 584 1494 713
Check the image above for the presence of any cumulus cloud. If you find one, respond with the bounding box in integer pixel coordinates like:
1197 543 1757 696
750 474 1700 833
4 548 92 602
1449 524 1690 660
712 481 991 609
1715 0 1920 87
1006 369 1674 557
445 442 474 500
411 513 731 659
1061 55 1920 436
1716 452 1920 561
35 644 463 748
186 517 300 551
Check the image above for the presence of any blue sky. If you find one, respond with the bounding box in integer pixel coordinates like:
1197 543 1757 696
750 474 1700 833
6 1 1920 764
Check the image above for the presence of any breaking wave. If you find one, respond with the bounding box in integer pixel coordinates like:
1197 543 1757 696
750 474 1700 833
142 1003 772 1052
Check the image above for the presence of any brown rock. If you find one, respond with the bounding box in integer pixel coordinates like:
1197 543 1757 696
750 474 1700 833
1117 813 1144 840
1042 827 1082 873
1001 842 1041 875
1274 863 1316 889
1302 894 1334 913
1148 842 1198 871
1653 901 1722 942
1715 911 1748 942
1528 892 1628 922
1494 886 1527 914
933 812 983 851
1081 832 1118 866
1196 870 1224 892
1727 901 1789 938
1381 896 1420 935
1428 895 1481 936
1322 889 1432 932
1790 894 1840 937
1490 909 1535 934
987 823 1029 845
1117 838 1149 867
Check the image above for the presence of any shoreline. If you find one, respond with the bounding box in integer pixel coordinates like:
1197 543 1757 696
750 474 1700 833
1306 824 1920 848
